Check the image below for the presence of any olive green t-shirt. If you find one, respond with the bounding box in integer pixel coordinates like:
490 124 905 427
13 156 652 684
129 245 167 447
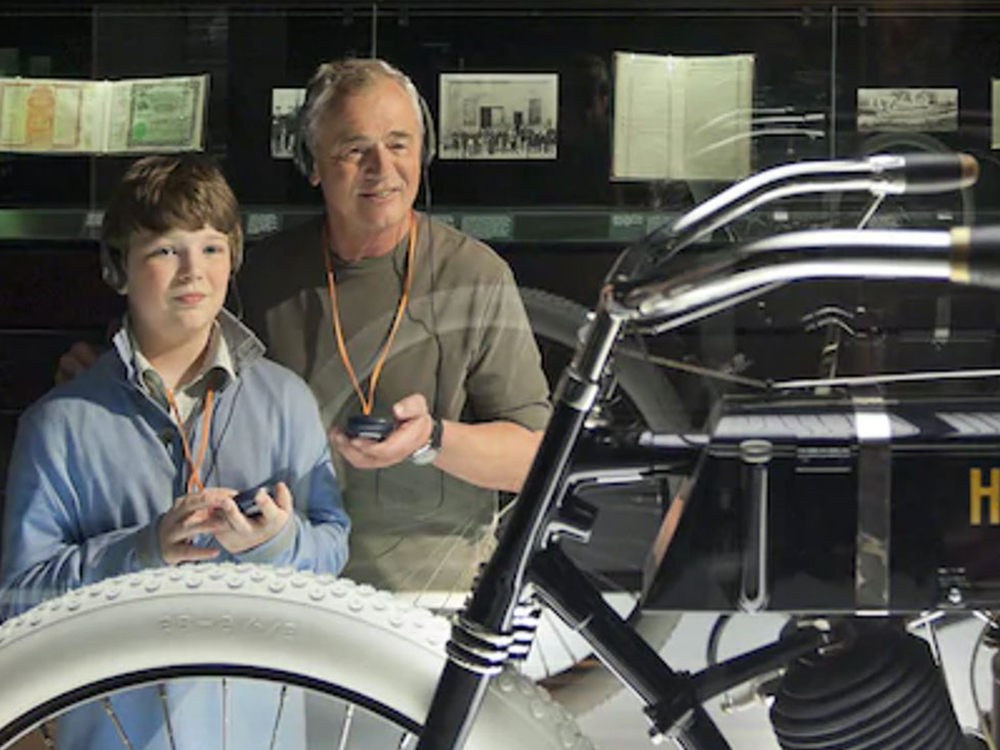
240 213 551 592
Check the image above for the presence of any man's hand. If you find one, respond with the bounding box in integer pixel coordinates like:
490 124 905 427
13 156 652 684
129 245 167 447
330 393 434 470
210 482 294 554
330 393 541 491
158 488 233 565
55 341 100 384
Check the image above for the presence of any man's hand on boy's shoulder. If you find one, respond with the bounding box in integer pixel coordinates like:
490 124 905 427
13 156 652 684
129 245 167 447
211 481 293 554
55 341 102 384
55 317 119 383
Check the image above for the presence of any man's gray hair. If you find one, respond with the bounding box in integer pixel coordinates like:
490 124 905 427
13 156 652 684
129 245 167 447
297 58 425 169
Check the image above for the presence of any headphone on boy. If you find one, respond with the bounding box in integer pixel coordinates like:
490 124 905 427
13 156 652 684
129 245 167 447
99 233 244 294
292 61 437 181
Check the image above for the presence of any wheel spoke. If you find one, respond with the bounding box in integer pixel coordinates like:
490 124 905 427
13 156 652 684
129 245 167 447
221 677 229 750
267 685 288 750
157 683 177 750
406 513 478 612
37 723 55 749
336 703 355 750
100 698 134 750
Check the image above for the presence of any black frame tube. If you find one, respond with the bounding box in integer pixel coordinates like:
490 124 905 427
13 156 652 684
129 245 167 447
529 545 685 706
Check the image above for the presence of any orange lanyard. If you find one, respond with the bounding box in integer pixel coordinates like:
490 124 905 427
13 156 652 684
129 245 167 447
323 214 416 416
164 386 215 493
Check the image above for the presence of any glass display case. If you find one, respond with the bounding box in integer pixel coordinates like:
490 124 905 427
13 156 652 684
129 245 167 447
3 0 1000 487
5 10 1000 748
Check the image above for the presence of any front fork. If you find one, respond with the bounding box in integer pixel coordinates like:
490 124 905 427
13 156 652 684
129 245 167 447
414 309 622 750
413 301 829 750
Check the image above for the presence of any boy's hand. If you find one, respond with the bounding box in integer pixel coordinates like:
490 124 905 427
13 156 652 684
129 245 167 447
157 488 234 565
211 482 293 554
55 341 101 384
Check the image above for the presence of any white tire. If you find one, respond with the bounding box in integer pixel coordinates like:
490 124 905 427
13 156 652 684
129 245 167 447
0 562 593 750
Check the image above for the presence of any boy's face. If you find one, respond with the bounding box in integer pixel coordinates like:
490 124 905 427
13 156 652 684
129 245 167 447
124 225 231 353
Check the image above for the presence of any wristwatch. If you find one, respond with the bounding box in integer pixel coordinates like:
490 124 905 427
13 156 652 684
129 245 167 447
410 416 443 465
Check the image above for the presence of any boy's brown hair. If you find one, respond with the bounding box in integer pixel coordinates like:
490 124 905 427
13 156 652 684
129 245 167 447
100 155 243 291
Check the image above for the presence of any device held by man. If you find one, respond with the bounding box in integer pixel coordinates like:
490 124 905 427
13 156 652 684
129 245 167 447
345 415 396 441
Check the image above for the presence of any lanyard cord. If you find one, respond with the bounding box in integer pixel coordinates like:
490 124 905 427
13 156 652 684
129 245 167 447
323 214 417 416
164 385 216 493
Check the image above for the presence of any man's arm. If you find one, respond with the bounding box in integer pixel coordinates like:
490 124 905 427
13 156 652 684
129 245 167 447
430 417 542 493
332 394 542 492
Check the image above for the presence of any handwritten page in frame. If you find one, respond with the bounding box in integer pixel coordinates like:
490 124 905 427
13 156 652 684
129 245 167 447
612 53 673 179
612 52 754 181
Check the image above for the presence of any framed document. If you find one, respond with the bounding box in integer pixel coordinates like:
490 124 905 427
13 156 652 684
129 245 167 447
0 74 208 154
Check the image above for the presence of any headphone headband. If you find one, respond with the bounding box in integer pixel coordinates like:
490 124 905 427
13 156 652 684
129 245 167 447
292 60 436 180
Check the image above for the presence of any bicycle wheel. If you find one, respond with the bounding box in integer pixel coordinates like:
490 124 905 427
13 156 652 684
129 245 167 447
517 288 684 714
0 563 592 750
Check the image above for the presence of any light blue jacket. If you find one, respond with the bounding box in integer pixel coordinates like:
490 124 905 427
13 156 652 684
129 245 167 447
0 310 350 749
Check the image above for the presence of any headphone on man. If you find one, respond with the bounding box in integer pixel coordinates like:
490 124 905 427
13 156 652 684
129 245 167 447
100 233 244 294
292 60 437 180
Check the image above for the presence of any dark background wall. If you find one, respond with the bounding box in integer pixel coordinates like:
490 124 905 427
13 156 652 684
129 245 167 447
6 2 1000 210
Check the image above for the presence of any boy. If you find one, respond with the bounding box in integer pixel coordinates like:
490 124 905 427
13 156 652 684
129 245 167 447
0 155 349 748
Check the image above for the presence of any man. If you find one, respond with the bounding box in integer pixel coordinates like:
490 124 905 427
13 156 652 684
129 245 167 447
236 58 550 594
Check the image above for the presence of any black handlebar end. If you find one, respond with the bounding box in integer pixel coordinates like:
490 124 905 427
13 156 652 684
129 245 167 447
954 226 1000 290
896 152 979 194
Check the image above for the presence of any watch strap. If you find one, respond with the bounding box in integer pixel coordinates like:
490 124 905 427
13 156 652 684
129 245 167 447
427 416 443 450
410 416 443 465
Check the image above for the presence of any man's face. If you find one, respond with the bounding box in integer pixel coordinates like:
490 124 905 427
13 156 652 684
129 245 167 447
310 77 423 242
124 225 231 352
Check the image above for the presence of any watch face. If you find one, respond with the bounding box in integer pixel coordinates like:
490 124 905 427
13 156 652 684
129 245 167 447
410 444 439 465
410 418 442 465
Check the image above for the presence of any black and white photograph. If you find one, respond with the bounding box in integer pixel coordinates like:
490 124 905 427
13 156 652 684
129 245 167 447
438 72 558 160
857 87 958 132
270 87 304 159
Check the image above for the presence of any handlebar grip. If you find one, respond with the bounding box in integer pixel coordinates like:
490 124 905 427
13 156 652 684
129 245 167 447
879 152 979 194
951 226 1000 289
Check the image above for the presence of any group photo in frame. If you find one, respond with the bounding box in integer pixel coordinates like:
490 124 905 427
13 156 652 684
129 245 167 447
438 72 558 160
